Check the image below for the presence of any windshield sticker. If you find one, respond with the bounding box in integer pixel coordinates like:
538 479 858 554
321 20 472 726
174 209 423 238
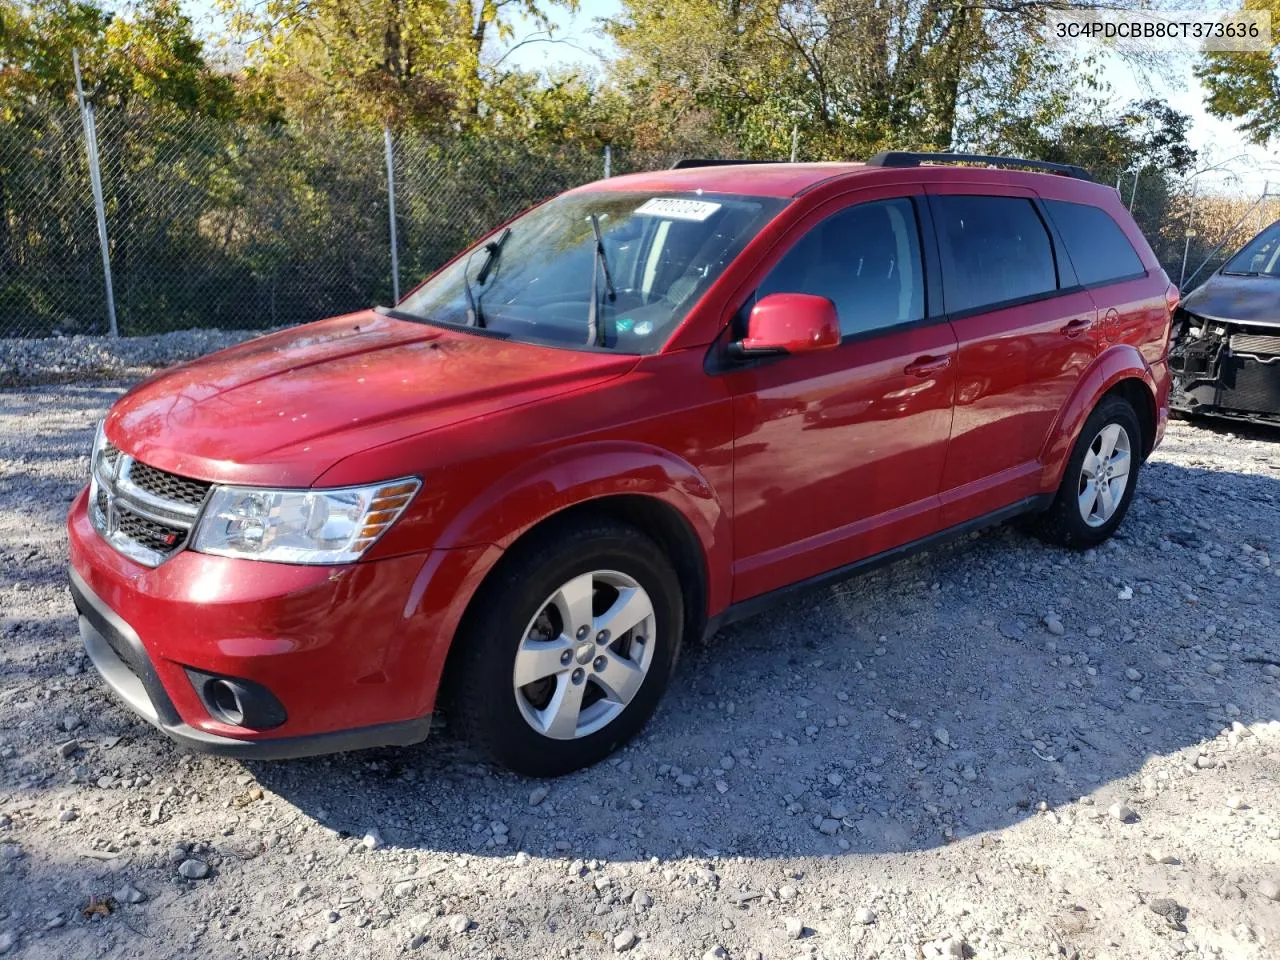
635 198 722 222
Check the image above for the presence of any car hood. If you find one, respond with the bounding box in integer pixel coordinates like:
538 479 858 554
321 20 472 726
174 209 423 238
1182 272 1280 327
106 311 637 487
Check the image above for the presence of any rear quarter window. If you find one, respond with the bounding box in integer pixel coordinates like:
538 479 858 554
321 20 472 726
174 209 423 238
1044 199 1146 287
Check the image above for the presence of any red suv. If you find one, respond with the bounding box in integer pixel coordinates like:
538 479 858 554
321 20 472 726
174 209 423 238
68 153 1177 776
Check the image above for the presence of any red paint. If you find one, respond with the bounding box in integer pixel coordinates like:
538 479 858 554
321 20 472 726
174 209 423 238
68 162 1175 748
740 293 841 354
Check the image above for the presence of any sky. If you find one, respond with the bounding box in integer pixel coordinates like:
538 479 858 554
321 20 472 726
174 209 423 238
180 0 1277 197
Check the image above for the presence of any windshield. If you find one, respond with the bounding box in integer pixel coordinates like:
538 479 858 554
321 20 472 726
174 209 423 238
396 190 784 353
1223 219 1280 277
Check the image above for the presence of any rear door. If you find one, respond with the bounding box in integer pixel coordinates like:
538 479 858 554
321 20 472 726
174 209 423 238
927 187 1100 526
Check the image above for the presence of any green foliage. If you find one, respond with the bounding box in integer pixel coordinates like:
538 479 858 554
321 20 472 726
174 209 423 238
0 0 235 115
1196 0 1280 145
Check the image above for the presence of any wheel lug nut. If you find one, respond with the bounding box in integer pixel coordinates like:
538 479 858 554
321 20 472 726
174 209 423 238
596 630 609 643
560 650 573 666
576 626 589 639
571 668 585 684
593 655 607 672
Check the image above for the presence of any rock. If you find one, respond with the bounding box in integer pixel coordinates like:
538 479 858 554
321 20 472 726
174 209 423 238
854 906 877 925
818 818 840 835
58 809 77 823
1109 803 1137 823
1125 668 1142 682
784 917 805 940
1226 795 1247 810
1044 616 1064 636
1258 879 1280 902
631 890 653 909
613 929 638 952
447 914 472 934
61 715 80 732
177 858 209 880
1149 898 1188 925
56 739 79 759
933 727 951 747
703 947 728 960
778 884 798 901
529 785 549 806
0 845 22 861
1118 586 1133 600
675 773 699 788
0 932 14 955
1206 662 1225 676
360 829 382 851
1126 686 1144 702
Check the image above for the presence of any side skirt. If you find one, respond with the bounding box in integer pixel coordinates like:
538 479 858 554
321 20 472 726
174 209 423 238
703 494 1053 638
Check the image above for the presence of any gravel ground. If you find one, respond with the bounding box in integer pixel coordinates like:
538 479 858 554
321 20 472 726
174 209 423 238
2 372 1279 960
0 332 261 387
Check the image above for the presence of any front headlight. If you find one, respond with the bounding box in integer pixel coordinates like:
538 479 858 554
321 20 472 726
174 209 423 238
191 478 420 564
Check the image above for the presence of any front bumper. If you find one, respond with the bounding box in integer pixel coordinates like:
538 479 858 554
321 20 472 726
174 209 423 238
66 487 494 757
70 570 430 758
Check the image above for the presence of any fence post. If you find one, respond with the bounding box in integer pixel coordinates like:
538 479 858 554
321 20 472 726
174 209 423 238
73 49 118 337
1128 167 1140 212
790 125 799 162
1179 181 1199 289
603 145 612 179
384 126 400 304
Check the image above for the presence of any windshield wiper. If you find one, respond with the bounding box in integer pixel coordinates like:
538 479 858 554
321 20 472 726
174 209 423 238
586 214 617 347
374 305 510 339
462 227 512 328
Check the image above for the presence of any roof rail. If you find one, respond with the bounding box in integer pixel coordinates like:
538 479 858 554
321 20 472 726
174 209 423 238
669 158 787 170
866 151 1094 182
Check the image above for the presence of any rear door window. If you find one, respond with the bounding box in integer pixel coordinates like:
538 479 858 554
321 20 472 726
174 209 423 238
1044 199 1146 286
932 196 1057 314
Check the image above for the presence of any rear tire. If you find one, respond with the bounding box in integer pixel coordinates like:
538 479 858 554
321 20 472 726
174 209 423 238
445 520 682 777
1033 394 1142 549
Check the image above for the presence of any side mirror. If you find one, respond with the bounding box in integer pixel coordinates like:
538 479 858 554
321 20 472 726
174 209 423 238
730 293 841 359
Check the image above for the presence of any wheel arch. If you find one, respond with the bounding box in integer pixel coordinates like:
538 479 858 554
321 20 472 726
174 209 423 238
435 491 714 712
1040 345 1158 491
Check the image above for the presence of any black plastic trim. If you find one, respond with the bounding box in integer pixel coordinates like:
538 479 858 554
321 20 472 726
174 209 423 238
185 668 288 731
867 151 1094 182
703 495 1053 637
670 158 786 170
70 570 181 725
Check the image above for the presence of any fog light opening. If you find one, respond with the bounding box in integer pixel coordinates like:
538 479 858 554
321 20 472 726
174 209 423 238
207 679 245 726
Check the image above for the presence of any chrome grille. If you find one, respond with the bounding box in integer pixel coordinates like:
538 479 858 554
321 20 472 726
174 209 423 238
91 441 210 567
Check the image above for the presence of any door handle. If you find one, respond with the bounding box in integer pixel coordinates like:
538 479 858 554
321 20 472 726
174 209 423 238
1062 317 1094 338
904 355 952 377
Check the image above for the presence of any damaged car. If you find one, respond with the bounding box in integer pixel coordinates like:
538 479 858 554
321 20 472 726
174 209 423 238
1171 218 1280 425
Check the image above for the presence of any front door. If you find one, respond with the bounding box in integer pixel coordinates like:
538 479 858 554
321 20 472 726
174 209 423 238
724 191 958 602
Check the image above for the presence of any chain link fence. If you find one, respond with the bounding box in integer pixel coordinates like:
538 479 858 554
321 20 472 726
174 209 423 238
3 98 1275 339
1 100 675 339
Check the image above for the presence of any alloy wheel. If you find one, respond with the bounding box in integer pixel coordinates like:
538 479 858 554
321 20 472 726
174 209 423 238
1077 422 1132 527
512 570 656 740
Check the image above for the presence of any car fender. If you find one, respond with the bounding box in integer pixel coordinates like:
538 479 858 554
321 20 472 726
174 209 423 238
1039 344 1157 492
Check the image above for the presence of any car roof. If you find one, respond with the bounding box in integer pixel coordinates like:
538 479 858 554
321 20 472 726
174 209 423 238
575 161 1103 199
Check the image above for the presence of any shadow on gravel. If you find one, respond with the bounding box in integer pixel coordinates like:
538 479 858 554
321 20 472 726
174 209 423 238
246 455 1280 864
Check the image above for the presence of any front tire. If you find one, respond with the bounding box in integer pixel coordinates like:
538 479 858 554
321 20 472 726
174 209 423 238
1033 394 1142 549
445 520 682 777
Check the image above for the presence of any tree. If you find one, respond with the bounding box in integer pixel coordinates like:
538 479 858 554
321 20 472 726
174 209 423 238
0 0 234 115
1196 0 1280 145
603 1 1119 160
228 0 580 130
